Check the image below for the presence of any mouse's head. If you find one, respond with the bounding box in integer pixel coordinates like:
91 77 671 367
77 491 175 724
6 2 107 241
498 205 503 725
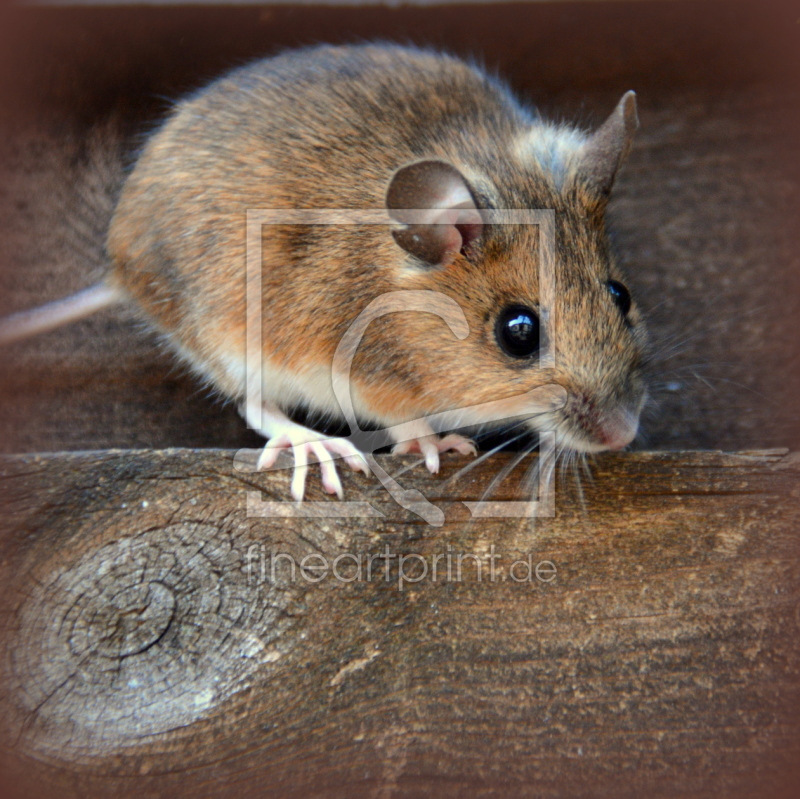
374 92 647 454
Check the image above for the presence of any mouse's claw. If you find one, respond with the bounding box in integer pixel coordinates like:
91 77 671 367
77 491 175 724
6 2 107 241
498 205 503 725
256 426 369 501
391 433 477 474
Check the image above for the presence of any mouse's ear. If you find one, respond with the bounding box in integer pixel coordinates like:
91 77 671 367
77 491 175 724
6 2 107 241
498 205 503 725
576 91 638 198
386 160 483 267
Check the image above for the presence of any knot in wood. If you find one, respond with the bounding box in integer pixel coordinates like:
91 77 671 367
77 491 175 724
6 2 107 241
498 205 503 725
68 580 176 659
7 522 297 761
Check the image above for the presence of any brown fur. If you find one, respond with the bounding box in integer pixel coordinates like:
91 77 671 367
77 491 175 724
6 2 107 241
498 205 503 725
107 43 647 450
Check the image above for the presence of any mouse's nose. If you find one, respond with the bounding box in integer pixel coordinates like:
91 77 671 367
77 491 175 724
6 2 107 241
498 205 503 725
596 406 639 450
563 391 640 452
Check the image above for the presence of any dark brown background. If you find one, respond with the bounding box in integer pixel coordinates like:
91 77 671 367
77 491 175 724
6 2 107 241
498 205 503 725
0 0 798 454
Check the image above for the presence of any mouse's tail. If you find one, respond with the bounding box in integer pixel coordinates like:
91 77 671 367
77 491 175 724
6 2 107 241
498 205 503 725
0 281 124 345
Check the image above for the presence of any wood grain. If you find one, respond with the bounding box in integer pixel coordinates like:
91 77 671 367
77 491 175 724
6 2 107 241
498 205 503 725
1 448 798 797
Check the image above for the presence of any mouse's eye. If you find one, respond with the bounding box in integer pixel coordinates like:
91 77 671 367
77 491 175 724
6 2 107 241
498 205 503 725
607 280 632 317
496 305 541 358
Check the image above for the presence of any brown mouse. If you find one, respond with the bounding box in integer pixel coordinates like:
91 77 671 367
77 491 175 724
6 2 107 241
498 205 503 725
0 43 648 500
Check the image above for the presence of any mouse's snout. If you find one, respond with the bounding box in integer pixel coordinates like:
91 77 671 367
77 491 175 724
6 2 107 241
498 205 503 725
557 391 642 453
595 405 640 450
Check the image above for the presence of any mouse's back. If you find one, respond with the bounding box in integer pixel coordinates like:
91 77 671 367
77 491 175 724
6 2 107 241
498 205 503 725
106 44 535 391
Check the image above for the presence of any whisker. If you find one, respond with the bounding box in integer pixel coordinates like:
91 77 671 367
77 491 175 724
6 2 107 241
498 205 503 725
571 455 587 513
645 304 768 366
535 444 558 505
637 297 672 319
580 452 594 484
477 447 532 504
691 370 715 392
371 417 540 493
649 368 777 406
522 438 557 499
379 455 428 484
441 430 530 486
689 373 774 403
472 417 532 442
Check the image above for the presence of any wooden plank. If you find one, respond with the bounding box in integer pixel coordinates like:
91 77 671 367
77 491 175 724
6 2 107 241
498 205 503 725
1 448 798 797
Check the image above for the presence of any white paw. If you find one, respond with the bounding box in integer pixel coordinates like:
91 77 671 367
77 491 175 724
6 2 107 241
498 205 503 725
256 425 370 501
391 433 477 474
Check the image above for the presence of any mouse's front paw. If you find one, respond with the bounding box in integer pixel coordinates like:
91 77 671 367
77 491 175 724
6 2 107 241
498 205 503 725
391 433 477 474
257 427 370 501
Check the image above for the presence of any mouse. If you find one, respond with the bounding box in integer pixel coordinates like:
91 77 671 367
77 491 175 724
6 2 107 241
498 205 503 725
0 43 648 501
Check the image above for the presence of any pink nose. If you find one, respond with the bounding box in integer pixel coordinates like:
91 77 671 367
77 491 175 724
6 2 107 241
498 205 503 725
597 408 639 450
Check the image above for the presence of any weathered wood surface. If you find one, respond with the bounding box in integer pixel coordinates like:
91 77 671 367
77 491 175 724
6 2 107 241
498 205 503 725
1 449 798 798
0 1 798 455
